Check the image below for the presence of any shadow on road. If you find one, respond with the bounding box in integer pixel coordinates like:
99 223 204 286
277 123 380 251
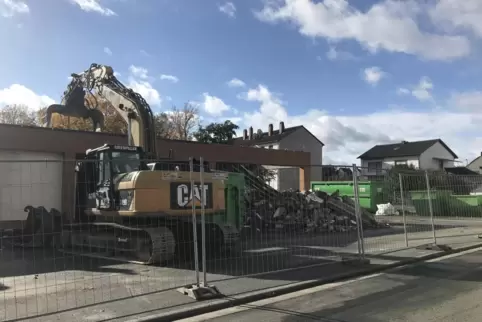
0 247 137 278
0 221 466 281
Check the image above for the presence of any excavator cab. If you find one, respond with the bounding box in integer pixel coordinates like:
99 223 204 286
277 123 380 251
78 144 146 211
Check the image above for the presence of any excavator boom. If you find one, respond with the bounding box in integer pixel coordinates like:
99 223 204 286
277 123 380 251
44 63 157 159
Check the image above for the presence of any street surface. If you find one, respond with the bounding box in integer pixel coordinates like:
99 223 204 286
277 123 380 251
1 217 481 321
180 248 482 322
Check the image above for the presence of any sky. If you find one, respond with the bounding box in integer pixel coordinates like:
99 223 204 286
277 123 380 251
1 0 482 165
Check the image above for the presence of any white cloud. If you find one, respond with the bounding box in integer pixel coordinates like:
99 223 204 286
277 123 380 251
219 2 236 18
70 0 116 16
0 0 29 17
160 74 179 83
398 76 434 101
241 85 289 122
202 93 230 116
0 84 55 110
255 0 471 61
240 84 482 164
227 78 246 88
326 46 357 61
140 49 151 57
449 91 482 110
362 67 385 85
128 80 161 107
104 47 112 56
430 0 482 38
127 66 161 106
412 77 433 101
128 65 149 80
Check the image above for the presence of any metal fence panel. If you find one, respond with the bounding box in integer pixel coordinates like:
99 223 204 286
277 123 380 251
200 163 363 288
9 159 462 319
401 172 482 245
351 166 412 254
0 158 206 320
396 172 440 248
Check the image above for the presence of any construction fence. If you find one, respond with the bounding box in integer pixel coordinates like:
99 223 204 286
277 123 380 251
0 159 481 320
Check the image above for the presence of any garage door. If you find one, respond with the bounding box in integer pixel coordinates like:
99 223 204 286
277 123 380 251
0 150 63 222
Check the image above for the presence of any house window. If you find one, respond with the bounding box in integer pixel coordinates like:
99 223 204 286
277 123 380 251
367 161 382 172
269 145 273 149
395 160 407 166
439 160 444 169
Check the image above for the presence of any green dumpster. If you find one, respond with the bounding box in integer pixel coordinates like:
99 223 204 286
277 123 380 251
410 190 482 217
310 181 385 213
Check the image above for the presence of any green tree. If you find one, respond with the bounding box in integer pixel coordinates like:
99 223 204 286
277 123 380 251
193 120 239 144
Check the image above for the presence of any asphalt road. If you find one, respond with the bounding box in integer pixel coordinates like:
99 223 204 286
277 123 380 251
1 218 481 321
180 248 482 322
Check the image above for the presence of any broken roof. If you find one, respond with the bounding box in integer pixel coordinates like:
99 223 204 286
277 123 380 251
358 139 458 160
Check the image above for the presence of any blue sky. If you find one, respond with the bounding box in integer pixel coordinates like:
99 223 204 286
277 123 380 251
1 0 482 164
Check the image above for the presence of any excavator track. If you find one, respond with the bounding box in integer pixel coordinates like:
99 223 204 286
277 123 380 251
58 221 240 265
58 223 176 265
137 227 176 264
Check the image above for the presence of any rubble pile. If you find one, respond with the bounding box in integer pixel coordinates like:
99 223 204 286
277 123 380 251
245 189 382 233
239 165 382 233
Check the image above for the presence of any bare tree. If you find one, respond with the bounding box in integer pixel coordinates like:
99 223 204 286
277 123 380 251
0 104 37 125
168 103 199 140
154 112 174 138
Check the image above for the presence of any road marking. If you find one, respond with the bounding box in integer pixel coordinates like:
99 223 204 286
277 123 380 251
427 246 482 262
175 246 482 321
244 247 288 253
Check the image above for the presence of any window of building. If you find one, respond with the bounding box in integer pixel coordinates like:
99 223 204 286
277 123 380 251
395 160 407 166
368 161 382 172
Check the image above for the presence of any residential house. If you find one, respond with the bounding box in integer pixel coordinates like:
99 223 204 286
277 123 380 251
467 153 482 174
358 139 458 176
233 122 324 190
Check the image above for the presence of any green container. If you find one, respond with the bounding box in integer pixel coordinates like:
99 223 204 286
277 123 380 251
310 181 385 213
206 172 246 230
409 190 452 200
226 172 246 230
410 190 482 217
455 195 482 206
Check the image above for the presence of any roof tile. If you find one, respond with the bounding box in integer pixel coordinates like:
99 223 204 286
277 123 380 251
358 139 458 160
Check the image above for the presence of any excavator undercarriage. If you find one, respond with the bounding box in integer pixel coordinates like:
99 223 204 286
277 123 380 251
60 215 240 265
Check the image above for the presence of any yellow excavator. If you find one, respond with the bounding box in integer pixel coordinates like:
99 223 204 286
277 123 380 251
44 64 243 264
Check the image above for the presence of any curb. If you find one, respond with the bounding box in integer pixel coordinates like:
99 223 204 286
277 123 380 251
129 243 482 322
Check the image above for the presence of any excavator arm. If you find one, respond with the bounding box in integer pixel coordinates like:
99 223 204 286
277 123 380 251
44 63 157 159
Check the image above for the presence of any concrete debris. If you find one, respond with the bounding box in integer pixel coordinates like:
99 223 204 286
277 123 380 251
245 188 383 233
